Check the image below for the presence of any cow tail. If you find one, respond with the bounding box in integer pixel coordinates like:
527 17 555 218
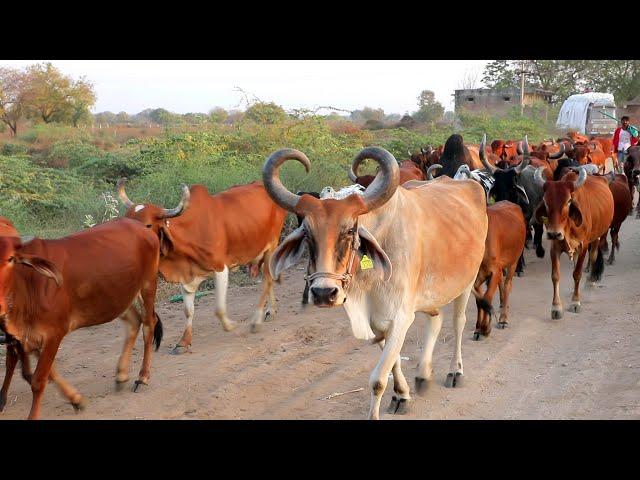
472 286 493 317
516 251 526 276
589 245 605 283
153 311 163 351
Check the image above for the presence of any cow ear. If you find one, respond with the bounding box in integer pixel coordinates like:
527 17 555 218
534 202 548 225
159 226 174 256
270 226 307 279
569 200 583 227
14 254 62 286
516 184 530 205
357 225 392 281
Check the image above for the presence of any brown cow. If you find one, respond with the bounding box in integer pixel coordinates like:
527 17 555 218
571 143 607 174
349 160 426 187
0 217 18 238
533 167 614 319
491 139 520 164
117 179 287 351
600 173 633 265
472 201 526 339
0 218 162 419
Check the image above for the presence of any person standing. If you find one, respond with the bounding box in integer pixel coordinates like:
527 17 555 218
612 116 638 173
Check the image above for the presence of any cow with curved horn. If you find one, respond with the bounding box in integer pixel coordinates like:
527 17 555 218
533 166 614 319
117 177 287 351
263 147 489 420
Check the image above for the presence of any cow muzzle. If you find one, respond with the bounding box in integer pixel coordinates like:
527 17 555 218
547 231 564 241
308 277 346 307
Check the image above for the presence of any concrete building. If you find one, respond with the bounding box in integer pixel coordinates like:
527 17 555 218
454 87 553 116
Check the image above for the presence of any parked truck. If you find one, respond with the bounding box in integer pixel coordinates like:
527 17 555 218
556 92 618 136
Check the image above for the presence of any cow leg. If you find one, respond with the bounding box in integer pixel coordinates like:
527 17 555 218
48 362 86 412
498 263 517 329
134 281 161 391
569 246 588 313
249 255 276 333
378 339 411 415
445 283 472 388
116 306 142 387
533 221 545 258
607 228 617 265
367 311 412 420
28 337 62 420
0 343 18 412
474 270 500 339
550 241 564 319
172 277 205 354
214 267 236 332
415 311 443 395
262 250 277 323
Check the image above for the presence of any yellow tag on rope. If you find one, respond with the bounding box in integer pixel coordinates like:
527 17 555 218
542 216 548 225
360 255 374 270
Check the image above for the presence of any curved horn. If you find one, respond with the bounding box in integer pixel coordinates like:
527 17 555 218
348 165 358 183
548 142 566 159
427 164 443 180
573 166 588 190
516 141 523 155
353 147 400 212
409 149 413 156
479 134 498 174
515 135 531 174
162 185 191 218
534 166 547 188
116 178 134 208
262 148 311 212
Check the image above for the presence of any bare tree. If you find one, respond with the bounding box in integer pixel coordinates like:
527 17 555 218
0 66 28 137
457 67 481 90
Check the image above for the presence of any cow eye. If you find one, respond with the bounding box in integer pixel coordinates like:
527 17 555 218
146 224 152 228
7 256 14 263
347 227 357 235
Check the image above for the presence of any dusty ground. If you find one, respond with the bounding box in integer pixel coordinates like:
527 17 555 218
1 204 639 420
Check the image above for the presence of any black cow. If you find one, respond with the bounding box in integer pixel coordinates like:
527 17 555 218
295 191 320 306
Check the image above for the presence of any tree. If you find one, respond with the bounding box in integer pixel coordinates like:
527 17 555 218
581 60 640 105
94 111 117 125
0 67 28 136
23 63 96 125
457 67 481 90
116 111 130 124
209 107 228 123
149 108 183 125
245 102 287 124
350 107 385 125
413 90 444 123
183 112 208 125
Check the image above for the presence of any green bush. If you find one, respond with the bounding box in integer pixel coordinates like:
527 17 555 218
1 143 29 156
46 140 103 169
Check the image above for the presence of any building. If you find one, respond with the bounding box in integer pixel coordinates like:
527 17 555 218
454 87 553 116
616 95 640 125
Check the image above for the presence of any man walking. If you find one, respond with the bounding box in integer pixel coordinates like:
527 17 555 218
612 116 638 173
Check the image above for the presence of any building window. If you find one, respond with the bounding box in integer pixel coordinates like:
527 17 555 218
467 97 474 102
503 96 511 101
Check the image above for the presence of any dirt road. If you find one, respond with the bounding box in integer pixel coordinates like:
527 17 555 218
1 215 639 420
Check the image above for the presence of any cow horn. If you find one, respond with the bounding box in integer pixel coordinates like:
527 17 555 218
162 185 191 218
573 167 587 190
353 147 400 212
516 141 523 155
348 165 358 183
548 143 565 159
515 135 530 174
116 178 134 208
427 164 443 180
534 166 547 188
409 149 413 156
262 148 311 212
479 134 498 173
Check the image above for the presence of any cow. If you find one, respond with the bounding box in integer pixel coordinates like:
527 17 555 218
117 179 287 351
262 147 489 420
533 166 614 319
623 145 640 216
597 173 633 265
349 159 426 188
0 218 163 419
472 201 526 338
0 217 18 345
491 139 520 164
295 191 321 307
590 136 614 158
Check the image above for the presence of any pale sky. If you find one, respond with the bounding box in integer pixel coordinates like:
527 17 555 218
0 60 490 115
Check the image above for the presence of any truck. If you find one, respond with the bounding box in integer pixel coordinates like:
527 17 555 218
556 92 618 136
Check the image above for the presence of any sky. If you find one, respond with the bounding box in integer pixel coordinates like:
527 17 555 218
0 60 490 115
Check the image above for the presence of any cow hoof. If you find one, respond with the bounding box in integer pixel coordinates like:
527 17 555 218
516 270 525 277
415 377 432 395
133 380 148 393
536 245 545 258
473 332 481 341
71 397 87 412
0 395 6 412
497 321 508 329
607 258 615 266
387 396 409 415
222 320 237 332
115 379 129 392
445 372 463 388
568 303 581 313
250 323 263 334
170 344 190 355
551 309 563 320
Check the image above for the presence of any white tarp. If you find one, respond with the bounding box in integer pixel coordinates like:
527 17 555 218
556 93 616 133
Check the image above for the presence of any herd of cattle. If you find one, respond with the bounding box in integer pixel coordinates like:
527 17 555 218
0 129 638 420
